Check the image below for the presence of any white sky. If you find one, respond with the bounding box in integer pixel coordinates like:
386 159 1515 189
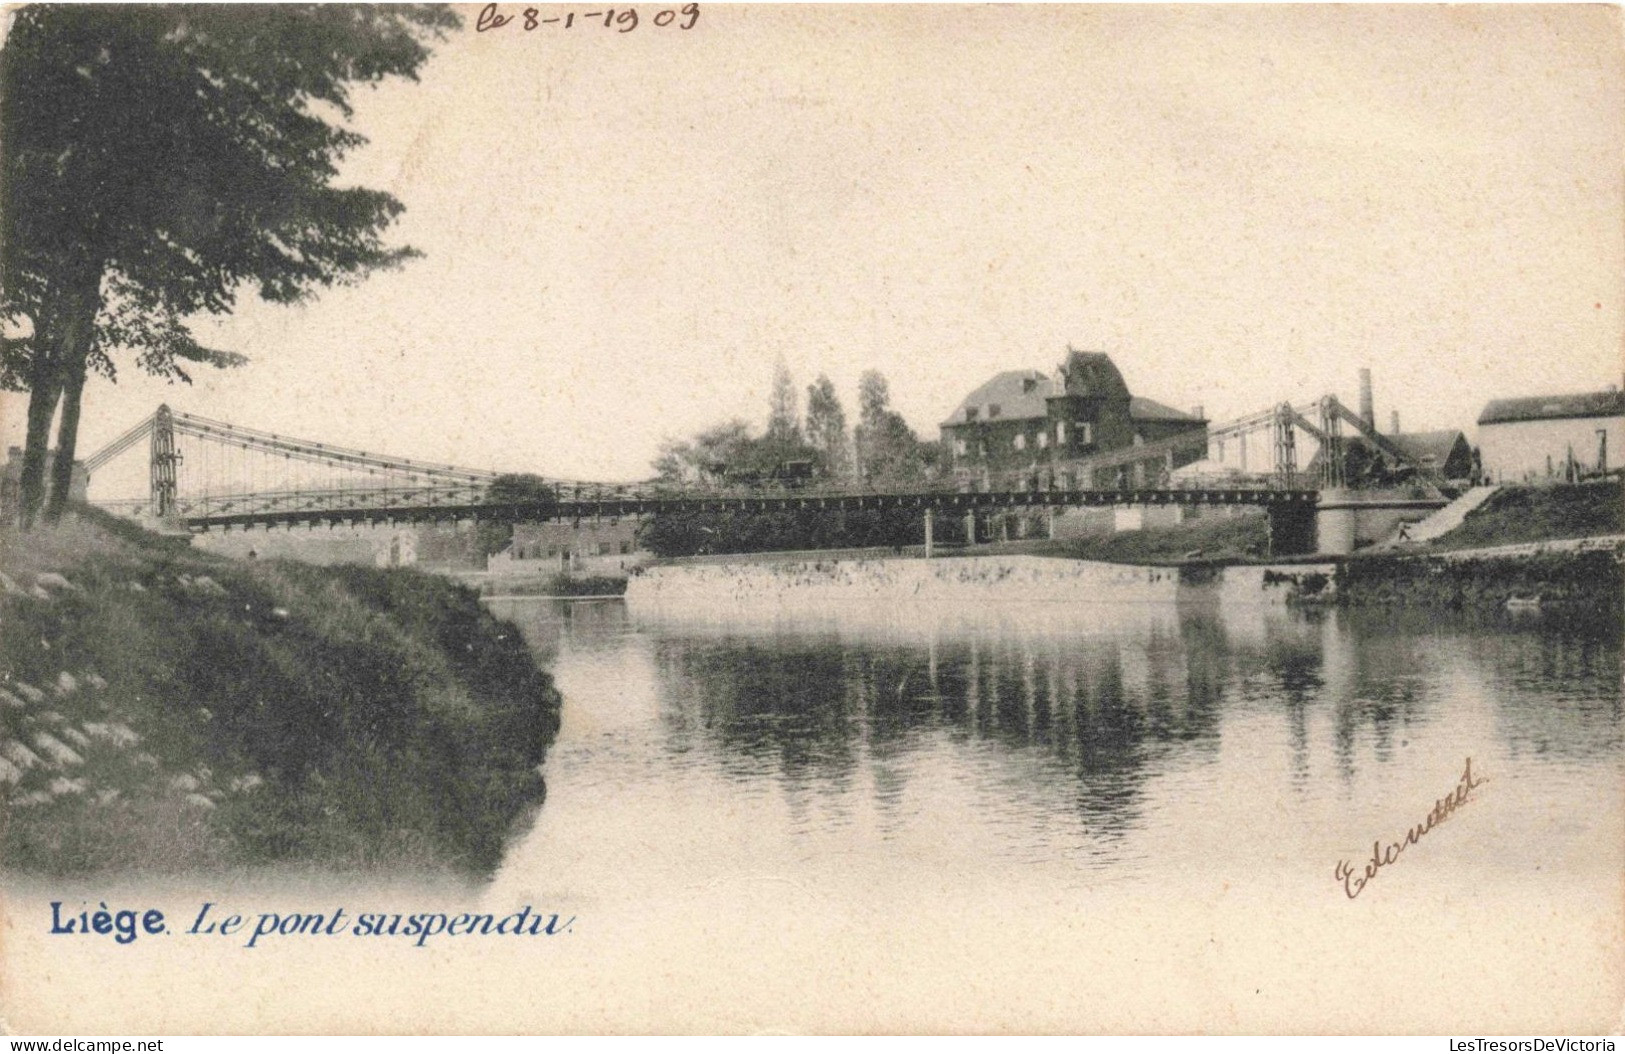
5 4 1622 485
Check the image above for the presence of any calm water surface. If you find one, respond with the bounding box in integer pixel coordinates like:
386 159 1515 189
485 595 1622 900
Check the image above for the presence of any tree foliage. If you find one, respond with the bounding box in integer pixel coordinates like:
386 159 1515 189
652 419 755 484
1 4 460 525
640 369 942 555
804 373 849 480
766 356 800 444
476 473 559 557
853 368 929 485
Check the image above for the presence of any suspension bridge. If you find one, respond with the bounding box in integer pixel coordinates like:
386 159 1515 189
76 394 1454 555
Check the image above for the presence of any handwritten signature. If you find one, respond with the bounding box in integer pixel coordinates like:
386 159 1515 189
1335 756 1486 899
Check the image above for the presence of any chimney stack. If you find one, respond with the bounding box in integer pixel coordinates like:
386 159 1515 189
1192 405 1205 421
1390 410 1400 435
1359 368 1375 430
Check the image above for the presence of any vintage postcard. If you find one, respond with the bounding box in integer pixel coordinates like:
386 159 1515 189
0 2 1621 1037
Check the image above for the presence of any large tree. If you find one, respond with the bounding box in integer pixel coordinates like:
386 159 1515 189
853 369 926 485
0 4 460 526
803 373 849 480
476 473 558 558
765 356 800 445
652 419 755 485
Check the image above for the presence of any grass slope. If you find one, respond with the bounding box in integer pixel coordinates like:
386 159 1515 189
1432 480 1624 551
0 508 560 877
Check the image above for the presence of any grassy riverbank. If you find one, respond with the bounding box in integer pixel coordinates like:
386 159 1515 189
1336 481 1624 611
1430 480 1623 551
1336 548 1623 612
0 508 560 877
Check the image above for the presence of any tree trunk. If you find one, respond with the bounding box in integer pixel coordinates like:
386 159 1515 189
16 373 61 530
23 267 101 527
44 357 88 523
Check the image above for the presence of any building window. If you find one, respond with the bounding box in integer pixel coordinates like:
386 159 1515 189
1056 421 1068 445
988 403 1001 418
1037 433 1048 450
1014 433 1026 451
954 438 968 456
965 407 979 421
1077 422 1094 445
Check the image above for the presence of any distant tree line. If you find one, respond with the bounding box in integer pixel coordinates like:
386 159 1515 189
638 359 948 557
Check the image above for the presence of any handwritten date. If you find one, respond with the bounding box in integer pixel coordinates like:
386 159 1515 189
476 2 700 34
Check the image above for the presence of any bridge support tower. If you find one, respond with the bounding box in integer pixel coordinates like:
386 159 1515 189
1314 489 1447 555
150 404 179 520
1273 403 1298 489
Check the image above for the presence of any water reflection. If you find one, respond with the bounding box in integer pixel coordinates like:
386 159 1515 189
486 595 1622 885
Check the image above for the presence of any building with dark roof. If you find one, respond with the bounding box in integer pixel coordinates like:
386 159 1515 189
939 350 1208 489
1475 388 1624 482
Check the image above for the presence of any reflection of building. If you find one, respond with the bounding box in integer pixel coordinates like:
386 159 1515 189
1476 389 1625 483
1 446 89 518
940 350 1208 489
489 517 649 574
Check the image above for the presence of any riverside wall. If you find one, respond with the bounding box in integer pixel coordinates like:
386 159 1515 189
625 555 1336 609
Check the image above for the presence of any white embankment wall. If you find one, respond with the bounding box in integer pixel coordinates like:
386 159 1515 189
625 555 1337 609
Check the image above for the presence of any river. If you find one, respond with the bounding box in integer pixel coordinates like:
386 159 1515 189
9 590 1618 1033
475 592 1624 1032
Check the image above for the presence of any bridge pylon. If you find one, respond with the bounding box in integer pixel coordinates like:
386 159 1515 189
150 404 179 520
1318 395 1346 490
1273 403 1298 489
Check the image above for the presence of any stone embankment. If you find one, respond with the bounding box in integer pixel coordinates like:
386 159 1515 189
627 536 1623 614
626 555 1335 608
1335 538 1624 611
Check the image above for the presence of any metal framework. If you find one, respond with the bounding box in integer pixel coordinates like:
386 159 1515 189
150 405 178 517
183 486 1320 533
83 403 1334 534
1208 394 1446 493
82 404 549 519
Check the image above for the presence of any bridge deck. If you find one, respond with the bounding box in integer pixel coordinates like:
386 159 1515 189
177 487 1319 531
